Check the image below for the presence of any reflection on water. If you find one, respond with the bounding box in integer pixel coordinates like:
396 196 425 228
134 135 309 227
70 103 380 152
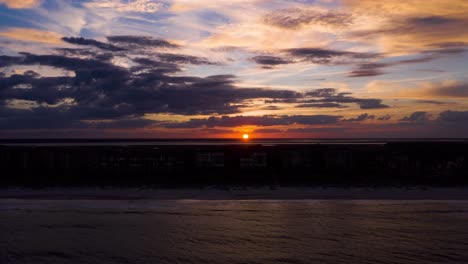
1 199 468 263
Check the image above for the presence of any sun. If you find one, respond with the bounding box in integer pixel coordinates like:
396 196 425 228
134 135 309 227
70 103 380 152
242 133 249 140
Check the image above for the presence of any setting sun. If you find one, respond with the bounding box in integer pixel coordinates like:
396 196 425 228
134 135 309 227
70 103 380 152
242 133 249 140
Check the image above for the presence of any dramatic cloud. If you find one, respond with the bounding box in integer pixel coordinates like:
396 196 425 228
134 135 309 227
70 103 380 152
62 37 125 52
0 52 304 130
437 110 468 123
284 48 379 64
60 36 212 65
264 88 389 109
249 48 382 69
106 36 179 49
303 88 389 109
378 114 392 121
400 111 431 122
156 53 214 65
357 99 390 109
0 1 467 137
61 35 180 52
344 113 375 122
0 55 21 67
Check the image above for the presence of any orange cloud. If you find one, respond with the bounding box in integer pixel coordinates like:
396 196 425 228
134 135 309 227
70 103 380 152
0 28 63 45
0 0 40 9
343 0 468 55
366 80 468 101
343 0 468 17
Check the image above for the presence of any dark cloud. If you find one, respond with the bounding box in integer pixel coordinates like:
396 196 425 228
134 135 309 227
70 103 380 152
106 35 179 48
254 45 435 73
0 73 72 105
427 82 468 97
0 106 83 130
62 36 213 65
408 16 460 26
163 115 342 128
156 53 215 65
264 98 299 104
296 103 346 108
263 8 352 29
61 36 212 65
344 113 375 122
378 114 392 121
304 88 389 109
261 105 282 110
424 42 467 54
348 63 386 77
55 48 101 57
348 69 384 77
15 52 121 72
414 100 449 105
348 55 438 77
305 88 337 97
400 111 431 122
428 42 468 49
264 88 389 109
251 55 291 67
62 37 125 52
284 48 379 64
358 99 389 109
437 110 468 122
131 57 181 73
0 52 306 130
397 57 435 64
0 55 21 67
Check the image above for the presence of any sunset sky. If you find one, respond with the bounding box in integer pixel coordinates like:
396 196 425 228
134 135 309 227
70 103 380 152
0 0 467 138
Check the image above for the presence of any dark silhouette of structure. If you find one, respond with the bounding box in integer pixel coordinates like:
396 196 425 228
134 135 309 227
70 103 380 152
1 140 467 187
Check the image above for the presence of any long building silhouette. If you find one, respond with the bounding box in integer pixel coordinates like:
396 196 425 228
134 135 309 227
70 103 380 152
1 140 467 186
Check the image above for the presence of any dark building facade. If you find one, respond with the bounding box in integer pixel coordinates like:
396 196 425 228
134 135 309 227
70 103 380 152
1 141 467 186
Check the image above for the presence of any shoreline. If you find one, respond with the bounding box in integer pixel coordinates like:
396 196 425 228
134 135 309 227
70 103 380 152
2 187 468 200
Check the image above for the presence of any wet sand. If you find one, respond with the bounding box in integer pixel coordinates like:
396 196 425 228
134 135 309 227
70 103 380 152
2 187 468 200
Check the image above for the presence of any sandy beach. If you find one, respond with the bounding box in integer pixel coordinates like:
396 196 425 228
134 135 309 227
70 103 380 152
2 187 468 200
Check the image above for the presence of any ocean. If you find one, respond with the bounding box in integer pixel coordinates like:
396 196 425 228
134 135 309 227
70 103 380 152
2 199 468 263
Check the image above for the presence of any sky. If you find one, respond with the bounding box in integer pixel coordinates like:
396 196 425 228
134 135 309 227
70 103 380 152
0 0 467 138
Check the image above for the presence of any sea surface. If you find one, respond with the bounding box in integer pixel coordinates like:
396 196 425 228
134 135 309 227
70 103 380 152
1 199 468 264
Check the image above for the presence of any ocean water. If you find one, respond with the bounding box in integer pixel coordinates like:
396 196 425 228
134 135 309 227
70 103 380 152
1 199 468 264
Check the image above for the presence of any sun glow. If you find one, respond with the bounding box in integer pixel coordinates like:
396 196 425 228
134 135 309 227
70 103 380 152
242 133 249 140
